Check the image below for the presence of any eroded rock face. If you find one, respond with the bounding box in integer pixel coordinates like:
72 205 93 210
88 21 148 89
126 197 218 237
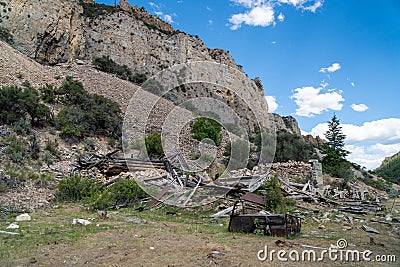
1 0 270 131
0 0 86 64
270 113 301 135
0 0 237 73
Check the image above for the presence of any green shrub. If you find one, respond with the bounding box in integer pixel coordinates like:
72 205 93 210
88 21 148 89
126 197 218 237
92 56 147 85
93 56 131 80
12 117 31 135
88 179 147 210
262 174 296 213
79 1 116 18
42 150 53 166
263 175 283 212
44 138 61 159
191 117 222 146
28 134 40 160
145 132 164 159
57 175 147 210
56 78 122 141
362 178 392 193
84 139 96 152
0 85 52 126
40 84 58 104
56 175 102 202
0 26 12 44
129 73 147 85
274 130 316 162
5 134 26 164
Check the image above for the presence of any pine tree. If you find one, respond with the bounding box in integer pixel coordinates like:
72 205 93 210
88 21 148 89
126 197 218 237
324 114 349 158
321 114 351 181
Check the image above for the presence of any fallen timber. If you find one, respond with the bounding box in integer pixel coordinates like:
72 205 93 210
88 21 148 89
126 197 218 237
73 152 386 214
72 152 272 199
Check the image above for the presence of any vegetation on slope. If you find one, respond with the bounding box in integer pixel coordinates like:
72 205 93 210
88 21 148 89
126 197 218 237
0 26 13 44
190 117 222 146
56 77 122 142
57 175 147 210
374 152 400 185
249 129 316 163
92 56 147 85
79 0 117 18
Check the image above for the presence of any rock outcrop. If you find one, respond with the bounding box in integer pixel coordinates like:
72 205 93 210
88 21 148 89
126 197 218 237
0 0 270 132
270 113 301 135
0 0 237 74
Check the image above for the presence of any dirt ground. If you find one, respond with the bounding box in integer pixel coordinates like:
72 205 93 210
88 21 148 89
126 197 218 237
1 204 399 267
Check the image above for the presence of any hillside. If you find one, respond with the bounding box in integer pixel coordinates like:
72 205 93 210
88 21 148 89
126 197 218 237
375 152 400 184
1 2 399 266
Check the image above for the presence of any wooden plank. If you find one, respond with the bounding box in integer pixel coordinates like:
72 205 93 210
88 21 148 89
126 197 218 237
146 184 172 208
0 230 19 235
211 206 234 218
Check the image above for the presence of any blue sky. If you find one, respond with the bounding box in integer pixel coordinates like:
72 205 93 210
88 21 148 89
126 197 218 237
97 0 400 169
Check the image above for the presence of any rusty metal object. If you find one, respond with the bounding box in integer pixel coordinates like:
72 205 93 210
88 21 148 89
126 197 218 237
228 194 301 237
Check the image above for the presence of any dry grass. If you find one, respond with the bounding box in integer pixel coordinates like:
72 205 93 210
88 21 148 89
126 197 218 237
1 201 399 267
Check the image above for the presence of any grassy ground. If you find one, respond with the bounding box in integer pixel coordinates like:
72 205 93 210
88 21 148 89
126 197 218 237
1 201 399 267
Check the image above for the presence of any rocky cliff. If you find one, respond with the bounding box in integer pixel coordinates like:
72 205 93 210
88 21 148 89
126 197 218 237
270 113 301 135
0 0 237 74
0 0 270 132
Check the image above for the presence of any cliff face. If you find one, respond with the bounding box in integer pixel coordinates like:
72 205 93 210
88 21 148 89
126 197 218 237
270 113 301 135
0 0 86 64
0 0 237 74
0 0 270 131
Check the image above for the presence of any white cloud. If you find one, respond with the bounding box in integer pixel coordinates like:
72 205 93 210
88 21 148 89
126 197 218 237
231 0 264 8
149 2 160 8
320 80 329 88
319 63 341 73
351 82 355 87
150 2 174 23
301 129 310 135
345 143 400 170
309 118 400 169
278 0 323 12
265 95 279 112
277 12 285 22
229 5 275 30
228 0 322 29
291 86 344 117
310 118 400 145
301 0 323 12
154 11 174 23
208 20 213 25
351 103 369 112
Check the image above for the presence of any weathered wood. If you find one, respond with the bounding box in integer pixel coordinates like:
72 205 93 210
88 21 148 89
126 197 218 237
146 184 172 208
103 176 121 187
0 230 19 235
183 176 202 206
211 206 234 218
295 204 320 213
